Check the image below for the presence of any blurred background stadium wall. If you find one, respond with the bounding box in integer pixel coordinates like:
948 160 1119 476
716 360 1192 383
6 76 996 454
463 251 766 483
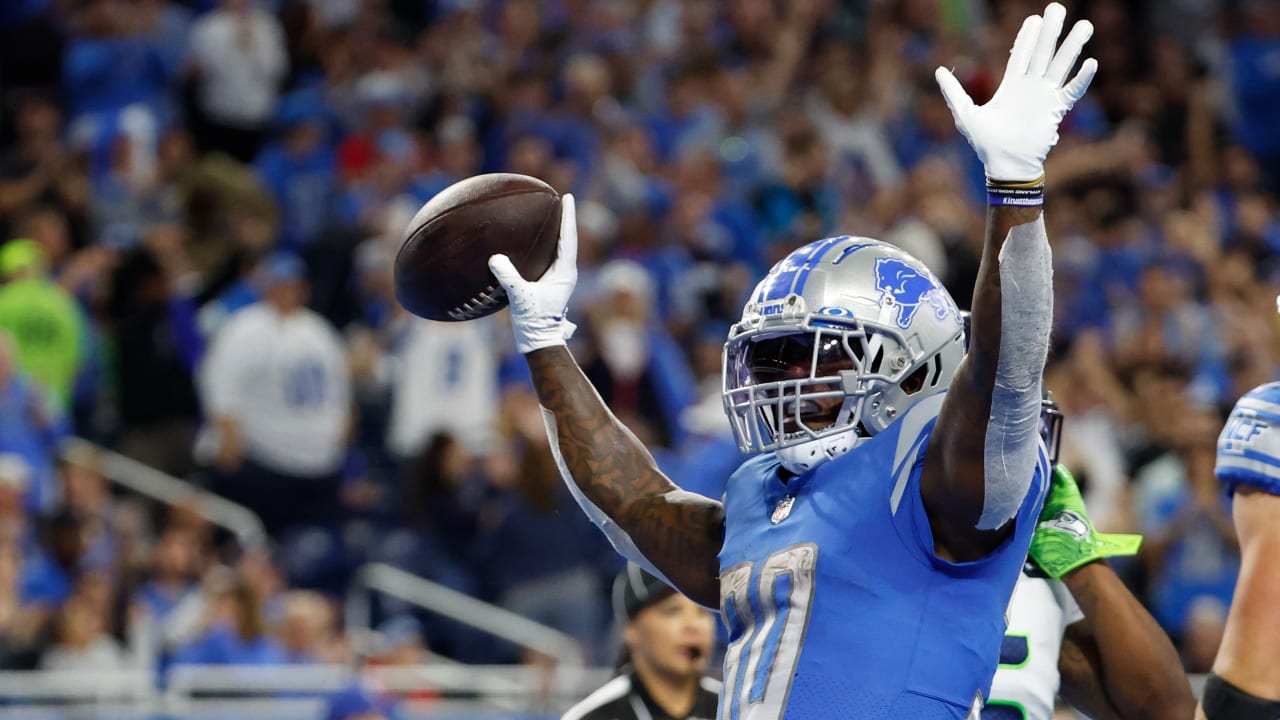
0 0 1273 717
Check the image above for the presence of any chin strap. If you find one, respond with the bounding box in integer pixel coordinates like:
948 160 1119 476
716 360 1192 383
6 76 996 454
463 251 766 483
777 428 859 475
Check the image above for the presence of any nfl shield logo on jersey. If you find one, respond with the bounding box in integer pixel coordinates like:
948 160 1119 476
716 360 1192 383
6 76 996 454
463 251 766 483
771 495 795 524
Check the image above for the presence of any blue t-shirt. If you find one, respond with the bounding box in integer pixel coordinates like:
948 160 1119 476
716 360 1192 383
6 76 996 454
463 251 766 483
171 625 288 666
718 392 1049 719
0 376 63 512
63 35 169 119
1230 37 1280 157
254 142 338 250
19 548 73 607
135 581 196 622
1137 454 1238 634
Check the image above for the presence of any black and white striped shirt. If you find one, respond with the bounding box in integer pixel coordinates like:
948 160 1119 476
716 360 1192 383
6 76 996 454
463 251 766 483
562 671 721 720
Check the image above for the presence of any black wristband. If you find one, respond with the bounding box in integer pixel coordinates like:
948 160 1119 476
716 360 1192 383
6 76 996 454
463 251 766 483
986 177 1045 207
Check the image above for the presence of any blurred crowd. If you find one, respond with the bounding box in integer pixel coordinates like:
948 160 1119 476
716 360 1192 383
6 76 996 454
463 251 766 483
0 0 1275 704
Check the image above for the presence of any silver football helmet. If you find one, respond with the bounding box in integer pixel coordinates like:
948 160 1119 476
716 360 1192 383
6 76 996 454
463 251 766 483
722 236 966 474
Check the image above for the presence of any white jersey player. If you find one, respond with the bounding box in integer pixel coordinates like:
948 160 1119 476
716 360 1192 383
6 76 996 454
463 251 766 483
988 569 1084 719
984 399 1192 719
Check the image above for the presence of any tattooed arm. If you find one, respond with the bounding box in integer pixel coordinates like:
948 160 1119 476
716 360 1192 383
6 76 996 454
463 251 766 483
488 196 724 607
1057 562 1194 720
527 347 724 606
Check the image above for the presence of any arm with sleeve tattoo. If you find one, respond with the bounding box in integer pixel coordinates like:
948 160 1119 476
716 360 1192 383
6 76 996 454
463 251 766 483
1057 562 1195 720
489 195 723 607
526 347 724 606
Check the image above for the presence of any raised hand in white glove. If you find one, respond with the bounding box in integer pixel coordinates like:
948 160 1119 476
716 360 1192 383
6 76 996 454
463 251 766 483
935 2 1097 183
488 193 579 355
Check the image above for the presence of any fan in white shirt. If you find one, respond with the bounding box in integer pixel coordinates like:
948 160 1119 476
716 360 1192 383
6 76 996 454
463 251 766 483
189 0 287 132
198 252 351 535
200 252 350 478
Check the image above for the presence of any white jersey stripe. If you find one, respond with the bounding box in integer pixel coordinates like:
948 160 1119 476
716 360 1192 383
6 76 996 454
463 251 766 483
1237 396 1280 419
890 391 947 514
1216 456 1280 484
561 675 632 720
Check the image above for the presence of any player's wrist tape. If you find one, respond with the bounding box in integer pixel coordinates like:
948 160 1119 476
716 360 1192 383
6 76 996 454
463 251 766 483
986 176 1045 207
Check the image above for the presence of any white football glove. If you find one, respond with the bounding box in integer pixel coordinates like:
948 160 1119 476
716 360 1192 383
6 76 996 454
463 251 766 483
935 2 1097 183
488 193 579 355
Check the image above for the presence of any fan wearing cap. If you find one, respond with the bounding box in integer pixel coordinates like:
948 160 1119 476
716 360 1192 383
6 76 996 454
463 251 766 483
366 615 438 703
197 251 351 536
563 565 719 720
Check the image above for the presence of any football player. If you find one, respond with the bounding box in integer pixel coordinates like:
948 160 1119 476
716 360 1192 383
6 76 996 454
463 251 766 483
489 4 1095 717
986 399 1194 719
1198 371 1280 720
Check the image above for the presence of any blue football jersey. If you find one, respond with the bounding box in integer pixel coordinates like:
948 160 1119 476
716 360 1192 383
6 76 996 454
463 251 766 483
717 392 1050 720
1216 381 1280 496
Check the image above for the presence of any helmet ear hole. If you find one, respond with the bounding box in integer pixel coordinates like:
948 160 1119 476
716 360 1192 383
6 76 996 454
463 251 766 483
901 364 929 395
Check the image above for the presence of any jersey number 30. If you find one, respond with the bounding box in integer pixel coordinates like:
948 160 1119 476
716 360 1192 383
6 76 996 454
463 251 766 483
720 543 818 720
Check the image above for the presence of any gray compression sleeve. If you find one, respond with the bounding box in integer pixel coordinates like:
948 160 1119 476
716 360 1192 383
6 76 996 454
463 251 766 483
978 215 1053 530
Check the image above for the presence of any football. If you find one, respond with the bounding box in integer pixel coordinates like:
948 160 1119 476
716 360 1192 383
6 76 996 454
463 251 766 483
394 173 562 322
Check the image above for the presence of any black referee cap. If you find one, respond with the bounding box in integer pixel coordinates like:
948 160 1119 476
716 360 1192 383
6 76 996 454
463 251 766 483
613 563 677 621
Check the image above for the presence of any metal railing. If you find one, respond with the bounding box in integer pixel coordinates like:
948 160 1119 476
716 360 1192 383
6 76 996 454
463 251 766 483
61 436 267 550
0 669 153 700
0 666 1210 717
346 563 586 670
58 439 590 697
0 665 615 718
163 663 610 697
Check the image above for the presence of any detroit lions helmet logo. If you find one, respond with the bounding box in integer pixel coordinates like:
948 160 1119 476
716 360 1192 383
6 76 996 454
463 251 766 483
873 257 953 329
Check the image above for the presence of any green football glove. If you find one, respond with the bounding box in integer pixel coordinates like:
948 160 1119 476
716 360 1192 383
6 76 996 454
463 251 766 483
1029 464 1143 579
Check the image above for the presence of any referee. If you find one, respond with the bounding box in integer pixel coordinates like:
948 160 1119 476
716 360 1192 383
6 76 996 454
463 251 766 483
563 565 720 720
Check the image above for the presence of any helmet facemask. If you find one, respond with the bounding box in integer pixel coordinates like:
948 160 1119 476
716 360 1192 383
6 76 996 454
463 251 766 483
722 306 938 464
